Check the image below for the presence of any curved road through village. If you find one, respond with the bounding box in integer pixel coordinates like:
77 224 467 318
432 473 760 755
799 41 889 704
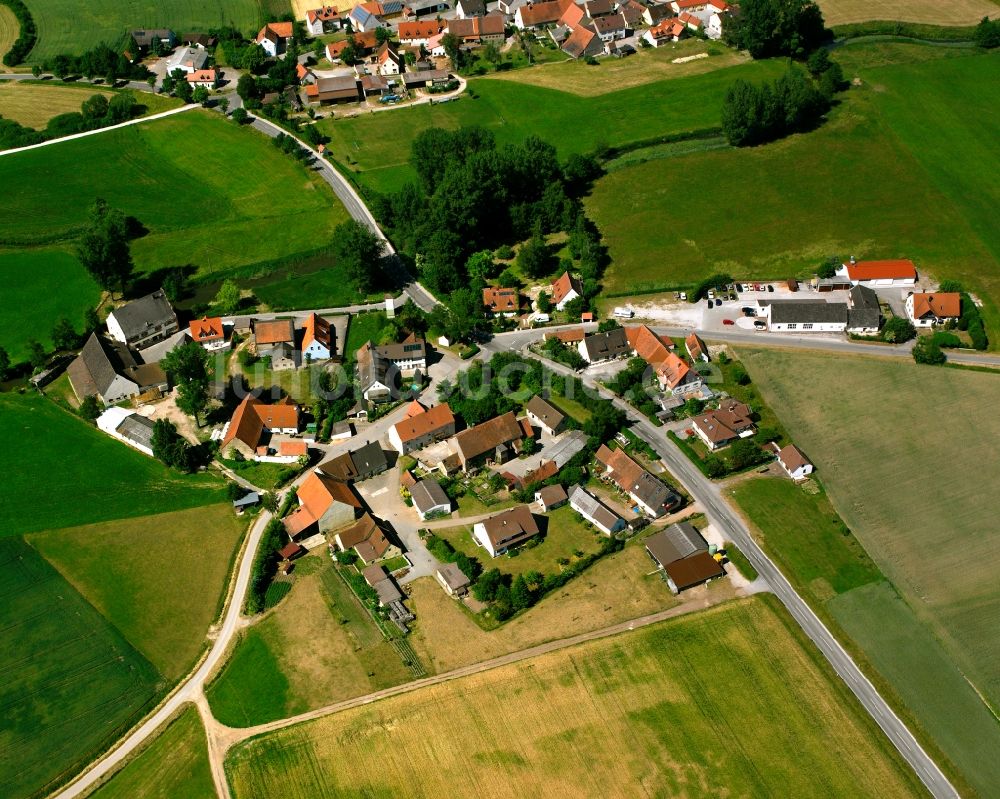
11 73 975 799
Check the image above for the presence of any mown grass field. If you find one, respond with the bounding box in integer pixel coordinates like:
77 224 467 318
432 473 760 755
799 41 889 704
89 705 215 799
25 0 266 63
320 59 785 196
0 5 17 62
0 537 162 799
0 81 179 129
817 0 998 26
436 504 604 580
207 556 412 727
29 504 246 680
226 596 925 799
0 249 100 362
741 348 1000 798
587 47 1000 341
0 110 351 317
0 393 225 536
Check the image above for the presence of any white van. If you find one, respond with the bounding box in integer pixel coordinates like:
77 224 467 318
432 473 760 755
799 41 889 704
613 307 634 319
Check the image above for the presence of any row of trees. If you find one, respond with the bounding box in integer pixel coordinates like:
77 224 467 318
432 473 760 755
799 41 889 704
721 66 832 146
0 90 143 148
42 42 152 84
1 0 36 66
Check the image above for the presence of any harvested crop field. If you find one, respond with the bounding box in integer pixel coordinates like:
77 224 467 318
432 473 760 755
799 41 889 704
225 596 925 799
0 81 179 130
818 0 998 26
741 348 1000 797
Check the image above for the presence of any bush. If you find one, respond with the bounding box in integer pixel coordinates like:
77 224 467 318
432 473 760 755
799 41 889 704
931 331 961 349
881 316 916 343
912 336 946 365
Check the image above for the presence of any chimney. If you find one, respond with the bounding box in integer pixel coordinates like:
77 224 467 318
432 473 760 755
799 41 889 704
850 255 856 265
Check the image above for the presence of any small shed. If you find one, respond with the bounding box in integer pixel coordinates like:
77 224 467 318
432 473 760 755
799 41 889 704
233 492 261 512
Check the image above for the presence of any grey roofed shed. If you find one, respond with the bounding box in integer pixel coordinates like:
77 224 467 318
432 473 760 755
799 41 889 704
847 285 881 330
768 301 848 325
645 522 708 568
410 478 450 515
233 492 261 508
116 414 155 449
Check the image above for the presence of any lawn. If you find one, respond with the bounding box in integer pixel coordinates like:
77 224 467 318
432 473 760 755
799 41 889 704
320 58 785 196
436 504 604 580
409 544 682 674
207 555 413 727
587 47 1000 341
25 0 265 63
817 0 998 26
0 80 180 130
28 504 247 681
225 595 925 799
88 705 215 799
343 310 390 358
0 248 100 362
0 109 351 287
741 347 1000 798
0 537 162 799
0 393 225 536
240 360 335 405
220 456 298 490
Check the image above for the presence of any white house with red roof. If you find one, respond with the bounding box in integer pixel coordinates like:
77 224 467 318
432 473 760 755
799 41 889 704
837 258 917 288
186 68 219 88
256 22 294 57
302 313 334 361
551 271 583 311
189 317 228 351
305 5 344 35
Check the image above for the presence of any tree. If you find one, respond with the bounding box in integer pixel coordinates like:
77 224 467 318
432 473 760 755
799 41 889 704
192 86 211 106
817 256 839 279
482 42 501 68
227 481 246 502
51 317 79 351
472 568 504 602
536 291 552 314
106 91 137 124
726 0 827 59
27 339 47 370
332 219 386 294
0 347 9 380
375 27 393 44
510 574 532 611
84 307 101 333
516 230 551 279
728 439 765 470
219 98 230 114
340 40 359 65
721 79 767 146
465 250 497 288
174 78 193 103
974 16 1000 48
176 379 211 426
78 394 101 423
441 33 463 70
151 419 194 470
76 199 134 296
261 492 279 512
162 341 212 425
241 44 267 72
881 316 915 343
231 107 249 125
236 73 258 102
214 279 242 314
81 93 109 122
731 365 751 385
912 336 946 365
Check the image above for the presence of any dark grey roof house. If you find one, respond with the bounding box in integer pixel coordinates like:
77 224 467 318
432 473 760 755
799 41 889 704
106 290 179 349
350 440 389 480
645 522 708 568
579 327 632 363
68 333 167 406
847 285 881 333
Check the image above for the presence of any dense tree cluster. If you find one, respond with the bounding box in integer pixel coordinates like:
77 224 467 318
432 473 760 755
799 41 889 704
940 281 988 350
43 42 151 83
374 127 604 298
161 341 212 425
150 419 198 471
724 0 828 59
332 220 386 295
974 16 1000 48
1 0 36 66
721 66 830 146
76 199 135 296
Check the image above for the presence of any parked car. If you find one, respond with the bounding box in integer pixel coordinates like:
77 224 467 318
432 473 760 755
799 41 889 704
741 306 756 315
679 292 687 301
707 289 716 299
767 284 775 292
753 320 767 329
723 319 735 326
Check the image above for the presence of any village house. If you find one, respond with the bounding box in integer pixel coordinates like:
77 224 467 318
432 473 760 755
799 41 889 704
535 483 568 512
68 333 168 406
483 285 521 317
166 46 209 74
349 4 388 32
626 325 697 392
398 18 447 45
514 0 574 29
685 331 708 362
129 29 176 55
411 478 452 519
221 395 302 460
189 317 227 351
255 22 295 57
645 522 724 593
551 270 583 311
296 63 317 84
436 562 471 596
643 17 686 45
592 12 627 40
389 400 456 454
456 0 486 17
447 13 506 45
764 301 848 333
847 285 882 334
837 258 918 288
362 563 404 605
524 395 566 437
326 31 379 62
95 407 156 457
106 290 179 349
569 485 626 534
404 0 450 18
305 5 344 34
333 512 401 564
690 399 754 450
770 442 814 481
186 68 219 88
251 318 298 369
596 444 682 517
284 468 363 539
561 24 604 58
905 292 961 328
307 75 363 103
356 335 428 403
473 504 540 557
320 440 389 481
452 411 528 472
302 313 334 361
578 327 631 363
402 67 453 88
375 40 404 75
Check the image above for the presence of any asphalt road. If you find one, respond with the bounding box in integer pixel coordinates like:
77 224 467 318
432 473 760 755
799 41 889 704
514 345 960 799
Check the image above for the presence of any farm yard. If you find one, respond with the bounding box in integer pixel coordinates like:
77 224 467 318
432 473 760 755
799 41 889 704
225 596 926 799
0 110 352 354
0 394 225 535
28 504 247 681
0 537 162 799
320 58 785 196
207 555 414 727
817 0 999 27
587 46 1000 341
740 348 1000 798
0 80 180 129
88 705 215 799
0 249 100 362
22 0 269 63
